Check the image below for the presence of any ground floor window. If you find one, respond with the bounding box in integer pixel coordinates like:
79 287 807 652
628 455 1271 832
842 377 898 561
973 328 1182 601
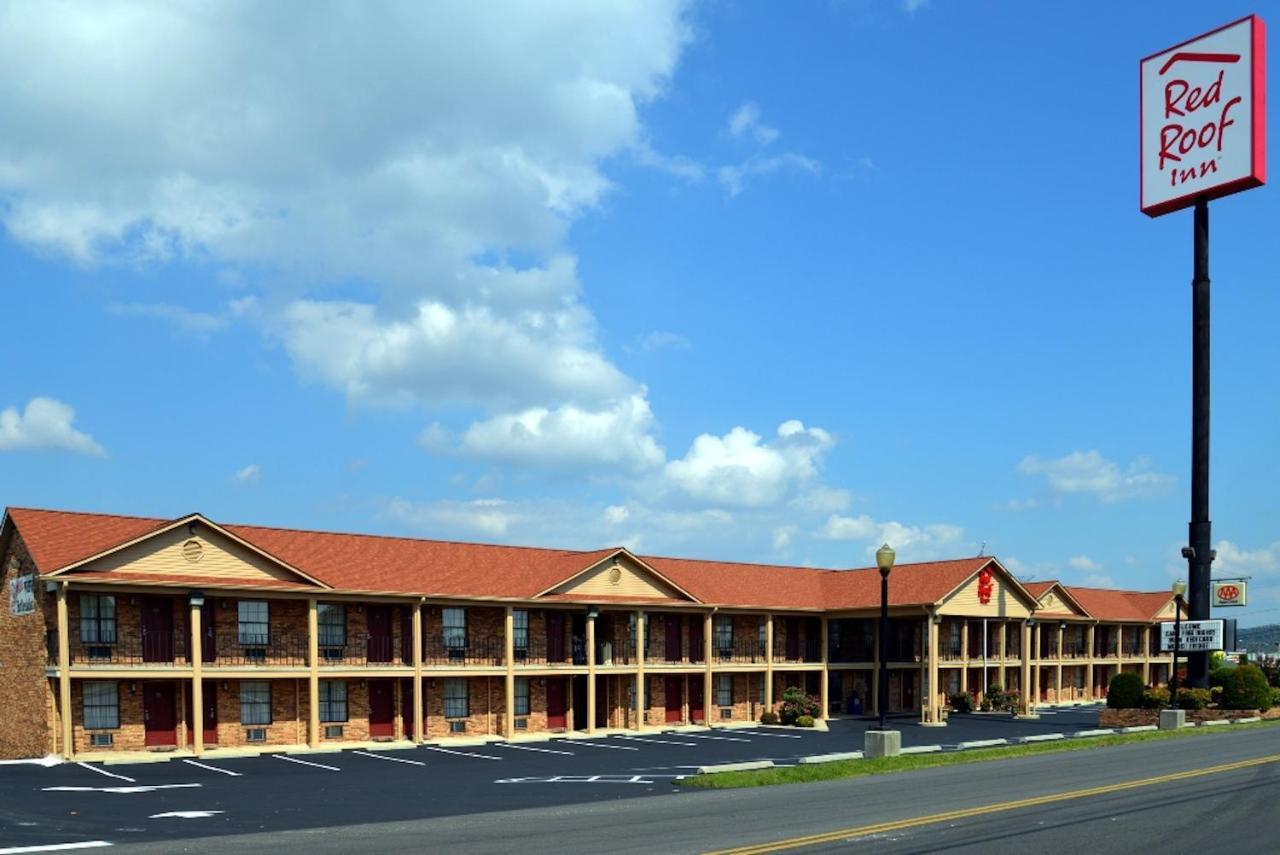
716 674 733 707
444 678 469 718
319 680 348 722
514 677 530 716
240 681 272 725
83 681 119 729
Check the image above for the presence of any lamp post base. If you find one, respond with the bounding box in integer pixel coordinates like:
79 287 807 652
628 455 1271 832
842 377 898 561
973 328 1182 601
864 729 901 758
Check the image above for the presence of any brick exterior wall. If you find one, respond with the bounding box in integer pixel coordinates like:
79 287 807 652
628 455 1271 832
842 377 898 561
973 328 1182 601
425 675 503 739
0 533 56 759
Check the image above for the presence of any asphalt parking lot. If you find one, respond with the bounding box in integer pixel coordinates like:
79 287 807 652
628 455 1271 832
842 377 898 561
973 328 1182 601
0 705 1102 852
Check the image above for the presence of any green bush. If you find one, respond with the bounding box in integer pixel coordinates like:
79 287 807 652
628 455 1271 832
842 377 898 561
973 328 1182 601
1176 687 1212 710
1221 664 1273 710
1209 666 1234 689
947 692 973 714
760 711 780 725
1141 687 1170 709
778 686 821 725
1270 687 1280 709
1259 661 1280 688
1107 672 1145 709
795 715 816 728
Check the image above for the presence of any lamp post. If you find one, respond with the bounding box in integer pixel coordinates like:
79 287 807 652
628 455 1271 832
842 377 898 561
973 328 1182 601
1169 580 1187 708
875 543 895 731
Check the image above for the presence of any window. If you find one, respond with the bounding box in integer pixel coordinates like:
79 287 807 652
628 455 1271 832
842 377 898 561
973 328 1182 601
514 677 530 716
442 608 467 650
83 681 119 729
317 603 346 648
79 594 116 644
758 619 769 653
319 680 348 722
238 601 269 645
716 674 733 707
714 616 733 654
240 681 272 726
513 609 529 653
444 678 469 719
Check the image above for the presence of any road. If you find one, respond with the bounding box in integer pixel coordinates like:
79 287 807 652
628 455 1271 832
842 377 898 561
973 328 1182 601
110 728 1280 854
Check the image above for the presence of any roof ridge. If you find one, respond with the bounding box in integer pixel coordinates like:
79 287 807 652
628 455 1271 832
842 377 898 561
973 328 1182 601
225 519 616 557
6 506 168 523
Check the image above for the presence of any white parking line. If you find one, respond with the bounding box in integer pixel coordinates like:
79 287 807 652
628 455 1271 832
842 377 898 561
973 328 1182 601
0 842 113 854
614 735 697 747
182 759 242 776
680 733 752 743
353 750 426 766
566 741 638 751
272 755 340 771
420 746 502 760
728 730 803 739
75 763 135 783
499 743 574 756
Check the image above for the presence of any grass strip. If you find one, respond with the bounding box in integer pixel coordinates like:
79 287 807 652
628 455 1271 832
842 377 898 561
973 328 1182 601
680 719 1280 789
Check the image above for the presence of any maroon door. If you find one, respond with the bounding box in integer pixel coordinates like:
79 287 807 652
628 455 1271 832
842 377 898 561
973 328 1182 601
665 615 681 662
141 597 174 663
785 617 800 661
367 605 393 663
664 676 683 723
546 612 565 663
369 679 395 738
689 677 705 723
400 607 413 665
184 681 218 745
903 673 917 711
200 600 216 663
547 677 568 729
143 682 177 746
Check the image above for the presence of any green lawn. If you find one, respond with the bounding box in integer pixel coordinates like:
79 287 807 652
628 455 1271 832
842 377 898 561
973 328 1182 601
680 719 1280 789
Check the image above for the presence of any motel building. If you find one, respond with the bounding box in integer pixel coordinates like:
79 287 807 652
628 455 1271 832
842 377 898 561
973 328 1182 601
0 508 1181 761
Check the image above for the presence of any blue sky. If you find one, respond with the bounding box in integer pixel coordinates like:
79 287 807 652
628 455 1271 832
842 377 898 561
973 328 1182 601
2 1 1278 626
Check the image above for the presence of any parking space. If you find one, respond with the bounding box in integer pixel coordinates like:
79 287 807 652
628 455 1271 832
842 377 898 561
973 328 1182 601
0 708 1102 851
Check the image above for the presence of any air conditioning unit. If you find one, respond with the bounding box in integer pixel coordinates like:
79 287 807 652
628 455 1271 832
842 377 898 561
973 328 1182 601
324 725 343 739
245 728 267 743
720 709 732 720
89 733 114 747
449 720 467 733
514 718 528 730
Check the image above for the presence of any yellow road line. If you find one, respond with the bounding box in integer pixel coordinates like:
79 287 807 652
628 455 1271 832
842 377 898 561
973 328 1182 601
708 753 1280 855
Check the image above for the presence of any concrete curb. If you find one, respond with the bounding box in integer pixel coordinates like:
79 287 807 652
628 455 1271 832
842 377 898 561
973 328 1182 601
1117 725 1158 733
1232 716 1262 724
1198 719 1230 727
696 760 774 774
956 738 1008 750
1013 733 1065 743
1070 729 1116 738
900 744 943 755
798 751 863 764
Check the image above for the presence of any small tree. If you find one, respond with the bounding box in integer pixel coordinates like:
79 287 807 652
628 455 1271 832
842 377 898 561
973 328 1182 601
1221 663 1272 711
1107 672 1145 709
778 686 821 725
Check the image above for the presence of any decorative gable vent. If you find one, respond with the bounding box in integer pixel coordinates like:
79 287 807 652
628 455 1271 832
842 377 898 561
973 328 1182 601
182 539 204 563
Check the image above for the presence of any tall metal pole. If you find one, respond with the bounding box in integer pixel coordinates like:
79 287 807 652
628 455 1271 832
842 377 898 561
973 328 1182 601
1170 595 1183 706
1187 197 1213 689
877 567 889 730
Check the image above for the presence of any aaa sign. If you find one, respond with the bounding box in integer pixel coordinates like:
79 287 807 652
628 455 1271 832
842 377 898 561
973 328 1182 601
1140 15 1266 217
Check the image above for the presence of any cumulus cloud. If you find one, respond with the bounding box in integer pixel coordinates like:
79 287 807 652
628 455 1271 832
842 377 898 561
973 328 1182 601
1213 540 1280 576
1017 450 1174 503
727 102 779 145
234 464 261 484
664 420 834 507
819 513 966 561
1068 555 1100 572
387 497 519 540
0 397 105 456
108 302 229 335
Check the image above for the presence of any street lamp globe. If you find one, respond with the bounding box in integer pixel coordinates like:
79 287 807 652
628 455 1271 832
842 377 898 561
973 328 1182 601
1172 579 1187 598
876 543 896 574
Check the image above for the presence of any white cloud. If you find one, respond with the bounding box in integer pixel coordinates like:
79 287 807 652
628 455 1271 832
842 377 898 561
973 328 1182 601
718 153 820 197
1082 573 1118 588
0 397 105 457
443 393 664 474
387 497 518 540
1017 450 1174 503
995 497 1038 512
108 302 229 335
664 420 834 507
772 525 798 551
233 464 261 484
1068 555 1100 572
818 513 966 561
1213 540 1280 576
603 505 630 525
634 330 691 353
727 102 779 145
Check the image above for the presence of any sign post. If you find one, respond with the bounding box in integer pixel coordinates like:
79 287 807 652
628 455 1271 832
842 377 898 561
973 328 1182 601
1140 15 1266 689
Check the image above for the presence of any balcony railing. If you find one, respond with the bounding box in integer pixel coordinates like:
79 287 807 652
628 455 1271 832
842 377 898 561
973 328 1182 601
424 635 505 667
715 638 768 664
1095 642 1119 658
1062 640 1088 658
67 625 190 666
773 636 822 664
828 644 875 663
315 633 409 667
595 634 635 666
215 634 310 667
941 643 964 661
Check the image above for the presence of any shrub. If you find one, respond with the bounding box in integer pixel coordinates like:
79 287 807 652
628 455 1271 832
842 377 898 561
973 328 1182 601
1209 666 1234 689
1270 687 1280 710
795 715 816 728
760 711 780 725
1259 661 1280 689
947 692 973 714
1221 664 1273 711
1107 672 1145 709
1142 687 1170 709
1176 687 1212 710
983 684 1006 712
778 686 821 725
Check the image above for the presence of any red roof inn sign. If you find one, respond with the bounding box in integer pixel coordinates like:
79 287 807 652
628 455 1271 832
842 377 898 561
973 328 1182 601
1141 15 1266 216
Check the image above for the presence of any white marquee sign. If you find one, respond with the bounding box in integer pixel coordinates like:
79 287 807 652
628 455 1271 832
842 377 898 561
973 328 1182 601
1160 619 1224 653
1140 15 1266 216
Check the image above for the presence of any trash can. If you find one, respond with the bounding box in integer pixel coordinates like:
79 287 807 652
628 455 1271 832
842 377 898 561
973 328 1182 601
847 694 863 715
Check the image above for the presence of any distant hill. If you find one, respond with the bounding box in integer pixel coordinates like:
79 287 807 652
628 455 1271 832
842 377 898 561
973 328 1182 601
1239 623 1280 652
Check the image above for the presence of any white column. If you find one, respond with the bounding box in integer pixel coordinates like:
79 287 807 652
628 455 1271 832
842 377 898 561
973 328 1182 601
190 597 204 756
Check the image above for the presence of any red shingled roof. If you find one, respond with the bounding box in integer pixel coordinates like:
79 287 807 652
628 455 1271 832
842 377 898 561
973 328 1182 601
5 508 170 572
1063 586 1174 621
819 558 995 608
